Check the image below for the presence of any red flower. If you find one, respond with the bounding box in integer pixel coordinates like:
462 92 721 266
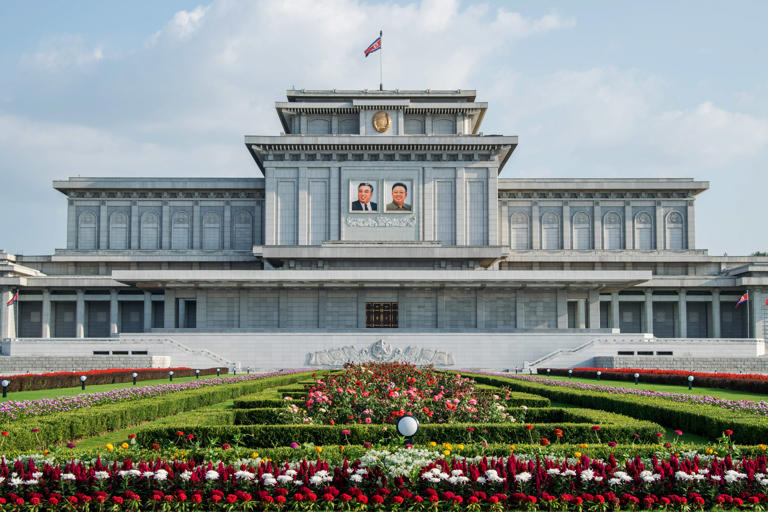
525 425 533 430
221 443 231 450
30 428 40 433
724 429 733 436
276 496 286 504
540 437 550 446
176 430 184 436
191 494 202 504
554 428 563 437
674 430 683 436
391 496 404 504
358 495 368 504
127 433 136 439
49 497 59 505
226 494 237 504
466 427 475 432
372 495 384 504
186 434 194 440
591 425 600 431
0 431 8 436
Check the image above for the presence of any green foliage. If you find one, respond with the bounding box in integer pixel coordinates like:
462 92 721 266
466 373 768 444
0 372 313 452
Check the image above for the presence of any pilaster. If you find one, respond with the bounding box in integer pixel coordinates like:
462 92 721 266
75 290 85 338
196 289 207 329
161 201 170 249
192 201 201 249
611 293 620 329
644 290 654 334
0 289 13 338
678 289 687 338
624 201 633 249
223 202 232 249
687 200 695 249
562 202 571 250
164 289 176 329
588 289 600 329
556 289 568 328
593 201 602 250
436 288 446 329
41 290 51 338
712 290 721 338
298 167 309 245
109 290 119 336
455 168 466 245
67 200 76 249
99 201 108 249
130 201 139 249
143 292 152 332
239 289 248 328
516 289 526 328
531 202 540 249
655 202 664 250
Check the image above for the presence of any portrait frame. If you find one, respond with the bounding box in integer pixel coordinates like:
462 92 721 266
349 180 380 214
384 180 414 213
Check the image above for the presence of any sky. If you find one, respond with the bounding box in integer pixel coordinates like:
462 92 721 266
0 0 766 256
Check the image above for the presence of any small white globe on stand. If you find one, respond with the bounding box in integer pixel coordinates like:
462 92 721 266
396 414 420 445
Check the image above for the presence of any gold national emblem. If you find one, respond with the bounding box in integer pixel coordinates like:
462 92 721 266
372 110 391 133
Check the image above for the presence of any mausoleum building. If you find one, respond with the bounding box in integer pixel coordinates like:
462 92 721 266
1 89 767 372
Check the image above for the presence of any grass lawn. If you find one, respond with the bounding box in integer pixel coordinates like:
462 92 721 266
530 374 768 401
0 374 223 402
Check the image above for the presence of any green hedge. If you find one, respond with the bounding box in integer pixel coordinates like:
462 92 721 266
136 406 660 448
465 373 768 444
0 372 313 451
233 398 285 408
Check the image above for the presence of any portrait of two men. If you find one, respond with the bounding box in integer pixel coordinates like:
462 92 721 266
351 181 412 213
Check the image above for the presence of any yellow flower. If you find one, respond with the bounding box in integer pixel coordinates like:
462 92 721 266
339 445 345 452
443 449 451 456
578 443 588 449
105 443 114 451
429 441 437 447
705 448 714 454
315 446 323 453
508 445 515 452
574 451 582 458
121 442 129 449
457 444 464 451
251 452 259 458
43 450 50 455
759 444 767 451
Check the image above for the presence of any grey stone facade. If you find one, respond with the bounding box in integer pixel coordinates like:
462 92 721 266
1 88 767 370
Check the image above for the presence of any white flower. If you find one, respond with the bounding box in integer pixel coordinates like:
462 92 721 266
263 477 277 486
355 468 368 475
724 474 739 483
675 471 693 481
61 473 76 481
285 469 298 477
23 479 39 486
760 478 768 486
180 470 192 481
562 470 577 477
451 469 464 476
594 476 603 482
142 471 155 479
8 477 22 487
608 478 621 486
711 475 721 482
350 474 363 483
94 471 110 480
154 470 168 481
580 469 594 482
309 475 324 486
613 471 632 482
206 470 220 481
547 468 560 475
236 471 255 481
476 476 487 484
515 472 532 482
756 473 765 480
698 469 710 475
32 472 43 479
276 475 293 484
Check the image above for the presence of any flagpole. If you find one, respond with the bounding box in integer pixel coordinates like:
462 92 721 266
747 289 751 338
379 30 383 91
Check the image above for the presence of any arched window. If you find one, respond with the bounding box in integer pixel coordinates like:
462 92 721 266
140 212 159 250
603 212 622 249
541 212 561 249
433 118 455 134
202 212 221 250
666 211 684 249
77 211 98 249
171 211 190 250
572 212 591 249
108 212 128 250
404 116 425 134
510 212 530 249
233 211 253 250
634 212 653 250
338 117 358 134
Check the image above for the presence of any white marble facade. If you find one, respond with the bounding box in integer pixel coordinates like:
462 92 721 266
1 89 767 369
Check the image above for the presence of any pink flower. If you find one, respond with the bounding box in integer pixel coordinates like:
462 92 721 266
674 430 683 436
341 429 351 435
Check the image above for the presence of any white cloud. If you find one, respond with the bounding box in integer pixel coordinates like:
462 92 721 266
21 35 104 72
149 5 209 44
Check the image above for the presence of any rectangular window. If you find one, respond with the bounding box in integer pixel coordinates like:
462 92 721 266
365 302 398 328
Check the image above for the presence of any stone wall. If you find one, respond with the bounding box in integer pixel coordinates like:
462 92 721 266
594 356 768 373
0 355 171 375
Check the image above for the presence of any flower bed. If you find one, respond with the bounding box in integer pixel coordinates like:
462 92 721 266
0 367 227 393
278 363 537 425
468 372 768 443
1 449 768 510
542 367 768 394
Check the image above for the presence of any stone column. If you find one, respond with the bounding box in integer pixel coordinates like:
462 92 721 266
130 201 139 249
357 111 364 134
425 112 433 134
41 290 51 338
223 202 232 249
109 290 119 336
562 202 571 250
0 289 13 338
143 292 152 332
476 288 485 329
99 201 108 249
644 290 654 334
161 201 170 249
593 201 602 250
678 289 687 338
192 201 201 249
436 288 446 329
576 300 586 329
624 201 633 249
588 289 600 329
531 202 540 249
75 290 85 338
556 289 568 328
239 289 249 329
611 293 620 330
655 201 664 250
687 201 695 249
196 289 207 329
398 109 405 135
67 200 76 249
164 289 176 329
516 289 526 328
331 113 338 135
712 290 721 338
297 168 309 245
455 168 466 245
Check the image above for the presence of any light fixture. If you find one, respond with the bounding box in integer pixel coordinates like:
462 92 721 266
596 370 602 381
131 372 138 385
79 375 87 391
396 414 420 445
1 379 9 398
634 373 640 385
687 375 694 390
195 369 200 379
169 370 174 382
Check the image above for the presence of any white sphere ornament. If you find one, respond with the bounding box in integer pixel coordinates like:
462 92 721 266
396 415 420 437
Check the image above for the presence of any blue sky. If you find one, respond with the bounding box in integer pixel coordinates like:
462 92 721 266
1 0 766 255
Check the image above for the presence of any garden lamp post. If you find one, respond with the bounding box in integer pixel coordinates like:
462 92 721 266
169 370 174 382
131 372 138 385
546 368 550 376
195 369 200 379
596 370 602 381
396 414 420 446
688 375 694 390
216 368 220 377
80 375 87 391
634 372 640 385
568 369 572 378
1 379 9 398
